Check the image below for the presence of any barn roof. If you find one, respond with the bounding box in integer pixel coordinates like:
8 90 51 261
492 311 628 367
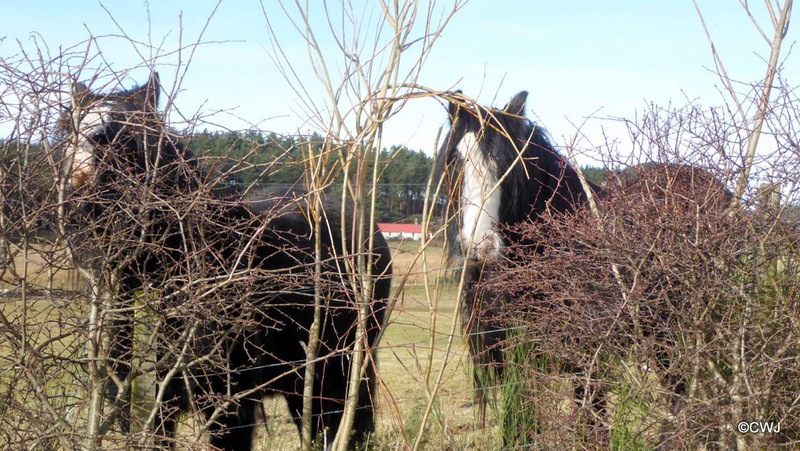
377 223 423 234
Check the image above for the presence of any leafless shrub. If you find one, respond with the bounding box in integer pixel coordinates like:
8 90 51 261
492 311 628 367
481 97 800 448
1 2 471 450
473 4 799 447
1 42 386 451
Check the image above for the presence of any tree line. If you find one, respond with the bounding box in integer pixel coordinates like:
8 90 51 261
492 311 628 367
187 130 435 222
190 130 609 223
1 130 609 227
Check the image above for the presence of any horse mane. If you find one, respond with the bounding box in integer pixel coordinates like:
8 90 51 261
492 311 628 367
485 106 591 222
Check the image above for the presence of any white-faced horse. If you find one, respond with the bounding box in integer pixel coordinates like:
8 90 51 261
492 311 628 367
436 91 602 418
437 91 732 441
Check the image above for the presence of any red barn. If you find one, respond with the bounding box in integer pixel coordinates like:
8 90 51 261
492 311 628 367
377 223 423 240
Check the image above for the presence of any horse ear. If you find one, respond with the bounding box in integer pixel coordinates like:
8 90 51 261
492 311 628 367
504 91 528 116
144 72 160 110
73 81 88 94
132 72 161 110
447 89 464 123
70 81 89 107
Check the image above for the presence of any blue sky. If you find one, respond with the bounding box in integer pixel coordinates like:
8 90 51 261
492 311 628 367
2 1 796 163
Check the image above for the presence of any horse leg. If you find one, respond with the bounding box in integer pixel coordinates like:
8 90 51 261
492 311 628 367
461 268 508 426
205 397 257 451
346 360 377 446
284 391 305 438
573 377 607 445
284 368 348 450
153 376 188 449
654 329 686 401
466 316 507 426
107 275 139 432
318 354 377 449
285 387 337 449
285 392 319 446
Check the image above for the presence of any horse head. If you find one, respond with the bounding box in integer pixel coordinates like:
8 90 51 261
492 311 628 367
438 90 586 264
61 72 196 195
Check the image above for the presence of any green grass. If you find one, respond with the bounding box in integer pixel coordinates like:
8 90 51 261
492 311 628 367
0 293 90 450
610 394 653 451
373 283 496 450
0 241 495 449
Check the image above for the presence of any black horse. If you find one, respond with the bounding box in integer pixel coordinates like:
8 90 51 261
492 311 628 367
436 91 733 437
62 73 391 450
436 90 602 416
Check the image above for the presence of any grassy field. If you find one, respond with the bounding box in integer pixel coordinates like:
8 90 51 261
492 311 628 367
0 238 495 450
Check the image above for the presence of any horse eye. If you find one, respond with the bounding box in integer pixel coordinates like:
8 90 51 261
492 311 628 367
84 129 109 145
447 146 459 162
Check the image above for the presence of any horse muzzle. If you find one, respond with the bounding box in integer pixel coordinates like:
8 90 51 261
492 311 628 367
460 232 504 264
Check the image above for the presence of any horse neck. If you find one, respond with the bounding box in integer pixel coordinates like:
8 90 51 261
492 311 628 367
138 133 200 195
520 136 593 218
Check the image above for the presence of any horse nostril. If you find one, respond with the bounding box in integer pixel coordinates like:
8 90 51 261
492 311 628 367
70 171 89 189
458 237 474 257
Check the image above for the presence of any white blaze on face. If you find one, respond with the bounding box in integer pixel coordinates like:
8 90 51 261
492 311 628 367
457 131 503 262
65 102 113 188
